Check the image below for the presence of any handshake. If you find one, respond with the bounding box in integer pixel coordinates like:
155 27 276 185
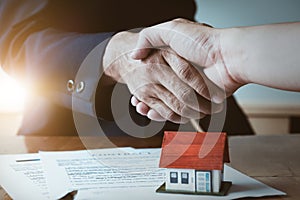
103 18 229 124
103 18 300 124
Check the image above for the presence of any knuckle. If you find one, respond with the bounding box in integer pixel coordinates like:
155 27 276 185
133 86 148 96
195 83 207 96
166 111 179 122
175 103 185 115
166 97 187 117
179 106 192 118
173 102 190 117
139 28 149 39
180 88 194 102
177 65 192 80
135 91 151 103
136 94 147 103
167 96 179 108
172 18 185 23
169 19 179 27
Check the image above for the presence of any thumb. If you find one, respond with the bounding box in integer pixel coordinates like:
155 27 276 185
132 19 206 62
132 25 172 60
131 38 153 60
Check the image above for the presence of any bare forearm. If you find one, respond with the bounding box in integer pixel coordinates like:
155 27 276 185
221 22 300 91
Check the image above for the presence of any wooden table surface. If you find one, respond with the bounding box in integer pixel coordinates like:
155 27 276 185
0 134 299 200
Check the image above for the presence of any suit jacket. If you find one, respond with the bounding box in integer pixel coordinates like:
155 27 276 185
0 0 253 138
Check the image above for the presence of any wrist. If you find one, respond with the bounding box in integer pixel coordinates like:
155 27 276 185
219 27 249 86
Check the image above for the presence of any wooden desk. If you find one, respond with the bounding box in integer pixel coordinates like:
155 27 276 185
0 135 299 200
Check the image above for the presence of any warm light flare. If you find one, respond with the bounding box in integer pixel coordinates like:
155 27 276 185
0 68 27 113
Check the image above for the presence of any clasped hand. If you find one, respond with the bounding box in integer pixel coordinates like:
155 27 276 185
103 30 224 123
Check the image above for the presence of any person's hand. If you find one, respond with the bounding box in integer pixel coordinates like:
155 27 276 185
103 31 223 123
132 18 243 97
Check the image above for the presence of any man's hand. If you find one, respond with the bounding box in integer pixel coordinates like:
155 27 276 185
132 18 243 97
103 31 223 123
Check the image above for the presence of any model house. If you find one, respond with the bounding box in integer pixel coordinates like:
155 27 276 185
157 131 230 195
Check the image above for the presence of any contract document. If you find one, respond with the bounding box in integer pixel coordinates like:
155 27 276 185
74 165 286 200
0 148 286 200
40 148 285 200
0 154 49 200
40 148 165 199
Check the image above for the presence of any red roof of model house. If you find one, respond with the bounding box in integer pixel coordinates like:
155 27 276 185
159 131 229 170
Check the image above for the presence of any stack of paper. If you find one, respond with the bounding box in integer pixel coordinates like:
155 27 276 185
0 148 285 200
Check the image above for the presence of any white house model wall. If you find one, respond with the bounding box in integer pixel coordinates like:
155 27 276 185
166 168 223 193
166 168 195 192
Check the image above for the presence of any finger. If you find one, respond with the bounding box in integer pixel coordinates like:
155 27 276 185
132 96 165 121
131 95 167 121
150 101 189 124
153 85 204 119
154 62 221 115
131 47 153 60
160 82 223 116
136 102 150 116
133 96 173 122
146 109 166 122
131 96 139 106
136 84 203 119
162 49 226 104
139 96 189 124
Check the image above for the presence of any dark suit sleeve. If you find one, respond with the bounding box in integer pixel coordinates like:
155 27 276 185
0 0 114 112
0 0 116 135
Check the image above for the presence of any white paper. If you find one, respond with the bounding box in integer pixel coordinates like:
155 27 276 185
40 147 285 200
0 148 286 200
0 154 49 200
75 165 286 200
40 148 165 199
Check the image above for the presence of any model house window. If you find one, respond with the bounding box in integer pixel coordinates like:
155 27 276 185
170 172 178 183
181 172 189 184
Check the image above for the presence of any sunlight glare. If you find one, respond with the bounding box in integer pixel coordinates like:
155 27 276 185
0 68 27 113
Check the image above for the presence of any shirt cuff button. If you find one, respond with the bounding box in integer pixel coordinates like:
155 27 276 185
67 80 75 92
76 81 85 93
